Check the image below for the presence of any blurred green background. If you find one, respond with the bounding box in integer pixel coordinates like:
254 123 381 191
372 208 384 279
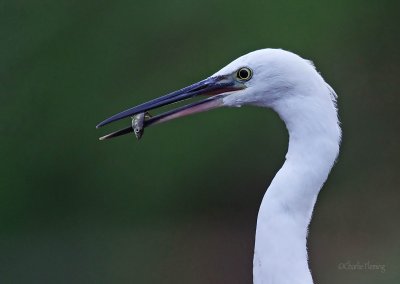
1 0 399 283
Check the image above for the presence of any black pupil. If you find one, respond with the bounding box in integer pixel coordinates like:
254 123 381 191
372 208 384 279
239 69 249 79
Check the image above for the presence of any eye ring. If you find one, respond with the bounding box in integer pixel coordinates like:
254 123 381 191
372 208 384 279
236 67 253 81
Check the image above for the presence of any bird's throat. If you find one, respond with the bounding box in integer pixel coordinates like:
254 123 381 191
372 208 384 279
253 96 341 284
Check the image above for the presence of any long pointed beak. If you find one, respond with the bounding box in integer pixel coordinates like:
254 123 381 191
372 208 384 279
96 75 245 140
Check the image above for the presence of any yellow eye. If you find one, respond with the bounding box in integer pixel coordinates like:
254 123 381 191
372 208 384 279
236 67 253 81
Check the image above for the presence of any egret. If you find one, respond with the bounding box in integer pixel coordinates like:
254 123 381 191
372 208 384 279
96 49 341 284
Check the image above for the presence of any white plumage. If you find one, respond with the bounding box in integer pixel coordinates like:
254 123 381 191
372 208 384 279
213 49 341 284
97 49 341 284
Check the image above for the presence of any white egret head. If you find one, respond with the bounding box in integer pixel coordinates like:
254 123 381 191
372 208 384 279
97 49 339 143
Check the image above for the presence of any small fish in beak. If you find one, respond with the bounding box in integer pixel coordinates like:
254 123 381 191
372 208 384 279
131 112 151 140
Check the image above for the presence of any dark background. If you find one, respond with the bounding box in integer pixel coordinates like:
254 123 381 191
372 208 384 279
1 0 399 283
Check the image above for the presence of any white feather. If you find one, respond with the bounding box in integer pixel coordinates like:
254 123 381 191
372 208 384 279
214 49 341 284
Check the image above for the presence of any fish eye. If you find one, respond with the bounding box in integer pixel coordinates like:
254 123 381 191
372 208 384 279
236 67 253 81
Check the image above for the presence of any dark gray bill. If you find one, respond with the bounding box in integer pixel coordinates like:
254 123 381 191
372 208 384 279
96 75 244 140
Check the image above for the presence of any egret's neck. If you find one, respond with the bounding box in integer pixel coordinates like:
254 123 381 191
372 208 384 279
253 92 341 284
